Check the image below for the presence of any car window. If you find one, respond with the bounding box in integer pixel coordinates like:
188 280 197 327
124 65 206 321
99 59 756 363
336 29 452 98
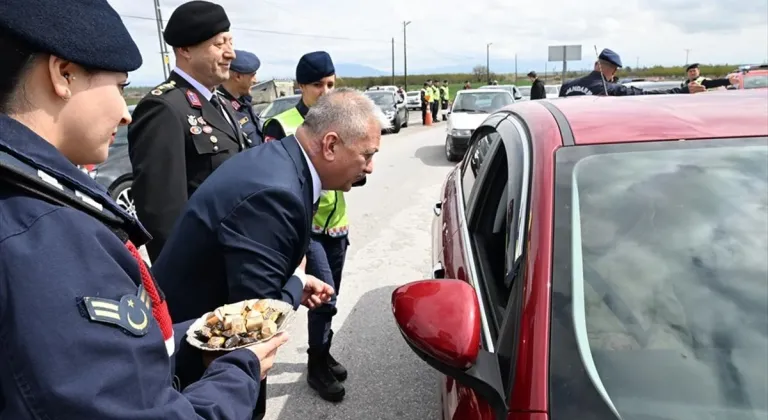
365 92 395 106
518 86 531 97
261 97 298 119
453 93 513 113
406 91 419 97
461 132 501 207
550 138 768 419
744 74 768 89
545 86 559 94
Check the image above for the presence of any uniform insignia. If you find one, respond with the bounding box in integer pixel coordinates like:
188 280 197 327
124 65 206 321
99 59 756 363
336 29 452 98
150 82 176 96
185 90 202 108
231 100 241 111
190 126 202 135
151 89 162 96
202 126 213 134
209 136 218 144
82 285 152 336
239 116 249 126
197 117 207 125
188 115 198 126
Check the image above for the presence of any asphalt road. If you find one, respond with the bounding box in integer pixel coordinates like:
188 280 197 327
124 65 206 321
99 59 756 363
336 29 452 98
263 113 455 420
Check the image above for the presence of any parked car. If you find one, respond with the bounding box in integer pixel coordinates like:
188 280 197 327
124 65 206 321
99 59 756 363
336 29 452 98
737 64 768 90
406 90 422 110
257 94 300 131
364 90 408 133
479 84 523 101
516 86 531 101
391 90 768 420
367 85 398 92
445 89 514 162
544 84 560 98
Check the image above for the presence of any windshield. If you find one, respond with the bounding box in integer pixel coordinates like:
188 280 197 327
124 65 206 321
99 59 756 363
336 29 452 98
261 97 298 119
545 86 559 94
365 92 395 106
744 74 768 89
550 138 768 420
518 86 531 96
407 91 419 97
452 92 512 113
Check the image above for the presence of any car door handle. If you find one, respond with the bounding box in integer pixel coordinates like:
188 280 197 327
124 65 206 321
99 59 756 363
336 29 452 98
433 201 442 216
432 262 445 279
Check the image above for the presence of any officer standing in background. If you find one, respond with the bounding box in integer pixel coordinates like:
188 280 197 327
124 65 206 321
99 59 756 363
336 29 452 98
217 49 264 147
129 0 246 262
681 63 738 90
440 80 449 121
559 48 707 97
420 82 430 124
431 80 441 122
263 51 357 402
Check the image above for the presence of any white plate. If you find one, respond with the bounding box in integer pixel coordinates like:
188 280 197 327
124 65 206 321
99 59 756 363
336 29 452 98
185 299 295 352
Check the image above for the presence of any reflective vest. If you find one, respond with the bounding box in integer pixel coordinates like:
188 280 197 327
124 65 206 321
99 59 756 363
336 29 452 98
427 87 435 103
685 76 718 91
422 88 431 102
440 86 448 101
264 106 350 237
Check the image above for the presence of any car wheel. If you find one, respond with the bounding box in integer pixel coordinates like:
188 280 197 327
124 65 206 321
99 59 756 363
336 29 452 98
111 180 136 218
445 136 460 162
392 117 401 134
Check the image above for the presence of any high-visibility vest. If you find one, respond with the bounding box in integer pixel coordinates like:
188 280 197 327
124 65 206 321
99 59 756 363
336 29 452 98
440 86 449 100
421 88 429 102
685 76 719 91
264 107 349 237
427 87 435 102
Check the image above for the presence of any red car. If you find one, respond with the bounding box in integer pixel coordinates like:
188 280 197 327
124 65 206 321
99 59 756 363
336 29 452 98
392 90 768 420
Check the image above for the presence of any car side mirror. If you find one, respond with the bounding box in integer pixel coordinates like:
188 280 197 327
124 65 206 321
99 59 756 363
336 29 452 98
514 94 522 100
391 279 508 420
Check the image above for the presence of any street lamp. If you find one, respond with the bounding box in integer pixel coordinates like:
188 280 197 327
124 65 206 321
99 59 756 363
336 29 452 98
403 21 411 91
486 43 492 84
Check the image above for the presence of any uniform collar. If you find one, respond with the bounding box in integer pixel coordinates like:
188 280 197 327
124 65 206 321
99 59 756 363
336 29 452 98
173 67 213 101
0 113 142 225
296 99 310 119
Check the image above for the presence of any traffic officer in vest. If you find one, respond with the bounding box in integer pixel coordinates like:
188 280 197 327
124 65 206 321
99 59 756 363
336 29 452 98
431 80 441 122
0 0 288 417
425 80 436 121
129 0 248 263
263 51 360 402
682 63 738 90
217 49 264 147
420 82 430 124
559 48 707 97
440 79 450 121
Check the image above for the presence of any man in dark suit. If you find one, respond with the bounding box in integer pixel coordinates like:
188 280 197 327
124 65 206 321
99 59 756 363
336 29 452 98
528 71 546 100
152 87 387 416
128 0 249 262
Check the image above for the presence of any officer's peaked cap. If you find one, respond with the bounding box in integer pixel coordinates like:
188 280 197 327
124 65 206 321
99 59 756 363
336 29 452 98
686 63 700 71
231 50 261 74
164 1 231 48
0 0 142 73
598 48 623 68
296 51 335 84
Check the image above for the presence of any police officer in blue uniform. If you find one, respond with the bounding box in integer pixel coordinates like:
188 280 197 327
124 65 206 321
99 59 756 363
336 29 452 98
217 49 264 147
0 0 288 418
559 48 706 97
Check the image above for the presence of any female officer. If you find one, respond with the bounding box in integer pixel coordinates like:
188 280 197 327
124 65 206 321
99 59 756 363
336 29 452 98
0 1 287 418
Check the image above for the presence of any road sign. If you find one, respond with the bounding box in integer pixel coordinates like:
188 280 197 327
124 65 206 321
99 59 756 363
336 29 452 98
548 45 582 62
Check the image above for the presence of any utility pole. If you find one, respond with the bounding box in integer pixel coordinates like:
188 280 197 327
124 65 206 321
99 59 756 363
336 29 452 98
486 43 492 84
403 21 411 91
684 48 691 65
391 38 395 85
514 53 518 83
636 56 639 69
153 0 171 79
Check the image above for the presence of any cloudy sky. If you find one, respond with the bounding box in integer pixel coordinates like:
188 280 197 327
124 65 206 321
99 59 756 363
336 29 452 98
110 0 768 86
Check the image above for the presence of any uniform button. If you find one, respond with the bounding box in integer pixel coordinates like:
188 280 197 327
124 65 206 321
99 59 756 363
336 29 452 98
213 145 219 152
247 139 252 144
210 136 218 144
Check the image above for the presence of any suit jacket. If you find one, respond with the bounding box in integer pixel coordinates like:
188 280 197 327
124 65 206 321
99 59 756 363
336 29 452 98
128 71 247 262
530 79 546 100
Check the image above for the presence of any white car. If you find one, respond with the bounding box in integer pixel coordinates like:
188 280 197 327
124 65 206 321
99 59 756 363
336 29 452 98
545 84 560 98
517 85 532 101
444 89 514 161
405 90 421 110
367 85 398 92
479 84 524 101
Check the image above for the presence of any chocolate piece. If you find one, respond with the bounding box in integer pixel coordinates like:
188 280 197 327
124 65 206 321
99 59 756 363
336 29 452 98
224 335 241 349
207 336 225 349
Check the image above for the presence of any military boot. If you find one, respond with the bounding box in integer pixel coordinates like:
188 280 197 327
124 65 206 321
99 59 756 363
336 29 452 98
307 347 345 402
326 330 347 381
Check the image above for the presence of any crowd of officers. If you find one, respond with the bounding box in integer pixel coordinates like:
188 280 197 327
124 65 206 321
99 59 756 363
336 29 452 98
419 79 450 124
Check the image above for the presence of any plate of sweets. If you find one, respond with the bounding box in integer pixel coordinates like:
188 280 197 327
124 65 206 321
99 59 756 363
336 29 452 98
186 299 294 351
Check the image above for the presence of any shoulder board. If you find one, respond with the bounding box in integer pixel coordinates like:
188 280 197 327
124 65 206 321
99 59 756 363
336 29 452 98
81 284 153 336
185 90 202 108
150 81 177 96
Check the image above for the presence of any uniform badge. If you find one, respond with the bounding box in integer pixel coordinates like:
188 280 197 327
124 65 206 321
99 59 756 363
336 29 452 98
231 100 241 111
202 126 213 134
209 136 218 144
81 285 153 336
197 117 207 125
187 115 198 126
239 116 249 126
190 126 202 135
185 90 202 108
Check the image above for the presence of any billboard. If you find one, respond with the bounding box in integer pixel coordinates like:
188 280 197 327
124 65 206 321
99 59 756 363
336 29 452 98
548 45 582 62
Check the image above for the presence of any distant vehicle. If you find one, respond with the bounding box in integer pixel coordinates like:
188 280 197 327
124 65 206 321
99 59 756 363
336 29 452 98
367 85 398 92
252 102 269 116
257 94 300 131
405 90 422 110
479 84 523 101
623 80 684 92
544 84 561 98
444 89 514 161
364 90 409 134
517 86 531 101
738 64 768 90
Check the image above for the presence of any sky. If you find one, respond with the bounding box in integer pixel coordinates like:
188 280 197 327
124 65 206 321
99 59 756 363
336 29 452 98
110 0 768 86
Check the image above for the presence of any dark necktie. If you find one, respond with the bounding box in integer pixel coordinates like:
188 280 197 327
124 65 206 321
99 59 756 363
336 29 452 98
210 95 238 137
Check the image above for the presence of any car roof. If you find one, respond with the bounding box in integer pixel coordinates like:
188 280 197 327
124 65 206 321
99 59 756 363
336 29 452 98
508 90 768 145
457 89 513 95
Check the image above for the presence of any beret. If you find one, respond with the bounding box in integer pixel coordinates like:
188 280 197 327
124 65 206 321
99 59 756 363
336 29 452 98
686 63 700 71
0 0 142 73
164 1 230 48
598 48 623 68
296 51 335 84
231 50 261 74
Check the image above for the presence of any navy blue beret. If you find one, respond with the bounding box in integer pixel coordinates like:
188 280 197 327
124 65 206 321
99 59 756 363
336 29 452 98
296 51 335 84
164 1 230 48
686 63 700 71
0 0 142 73
598 48 622 68
231 50 261 74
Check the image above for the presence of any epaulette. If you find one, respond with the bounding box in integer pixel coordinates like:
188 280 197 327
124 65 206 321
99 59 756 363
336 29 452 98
150 80 177 96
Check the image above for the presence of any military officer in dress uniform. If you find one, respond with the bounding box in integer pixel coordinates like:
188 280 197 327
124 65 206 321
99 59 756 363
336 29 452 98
129 0 247 262
559 48 707 97
0 0 288 418
217 49 264 147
